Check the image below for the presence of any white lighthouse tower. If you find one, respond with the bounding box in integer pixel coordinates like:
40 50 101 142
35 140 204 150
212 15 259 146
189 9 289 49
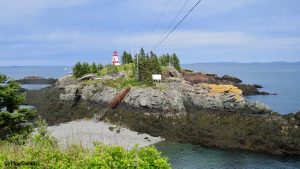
112 50 120 65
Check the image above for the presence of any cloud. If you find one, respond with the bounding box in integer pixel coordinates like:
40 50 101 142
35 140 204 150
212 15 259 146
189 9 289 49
1 30 299 54
0 0 89 21
199 0 258 14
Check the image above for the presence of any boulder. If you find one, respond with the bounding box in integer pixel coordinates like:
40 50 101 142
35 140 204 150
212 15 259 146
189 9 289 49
67 83 118 103
90 85 117 103
185 83 246 111
246 101 271 114
124 88 185 111
59 84 80 101
56 75 76 88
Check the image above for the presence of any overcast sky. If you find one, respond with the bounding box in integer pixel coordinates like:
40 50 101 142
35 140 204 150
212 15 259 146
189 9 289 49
0 0 300 66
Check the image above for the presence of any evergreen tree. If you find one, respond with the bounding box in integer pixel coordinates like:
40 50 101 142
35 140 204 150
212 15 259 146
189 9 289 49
121 51 127 64
81 62 91 75
0 75 24 113
121 51 134 64
166 54 171 66
171 53 181 71
90 62 98 74
0 74 36 140
97 64 104 71
73 62 83 78
150 51 161 74
137 48 146 82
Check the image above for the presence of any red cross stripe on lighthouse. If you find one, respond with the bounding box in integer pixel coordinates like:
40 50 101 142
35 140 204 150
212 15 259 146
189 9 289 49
112 50 120 65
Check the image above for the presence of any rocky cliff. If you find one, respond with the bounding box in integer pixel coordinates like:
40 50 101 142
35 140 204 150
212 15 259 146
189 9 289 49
24 75 300 155
57 75 269 114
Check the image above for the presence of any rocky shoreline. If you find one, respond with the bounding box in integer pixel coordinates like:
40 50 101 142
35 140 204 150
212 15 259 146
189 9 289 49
180 71 272 96
47 119 164 150
24 74 300 155
17 76 57 85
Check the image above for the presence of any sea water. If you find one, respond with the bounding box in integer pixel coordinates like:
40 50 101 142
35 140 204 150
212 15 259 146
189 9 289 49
155 141 300 169
1 64 300 169
0 66 69 90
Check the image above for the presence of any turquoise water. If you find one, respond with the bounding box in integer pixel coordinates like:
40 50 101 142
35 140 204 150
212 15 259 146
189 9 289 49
1 64 300 168
155 141 300 169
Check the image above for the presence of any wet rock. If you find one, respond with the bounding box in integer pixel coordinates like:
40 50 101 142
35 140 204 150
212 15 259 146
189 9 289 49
218 75 242 83
235 84 270 96
17 76 57 84
253 84 263 88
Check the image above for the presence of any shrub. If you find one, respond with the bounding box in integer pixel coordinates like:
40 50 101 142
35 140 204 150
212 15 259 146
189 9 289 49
90 62 98 74
106 64 119 75
0 121 171 168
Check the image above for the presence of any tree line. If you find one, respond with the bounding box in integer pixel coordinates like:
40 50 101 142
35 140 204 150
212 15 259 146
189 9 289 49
131 48 181 85
73 62 104 78
72 49 181 85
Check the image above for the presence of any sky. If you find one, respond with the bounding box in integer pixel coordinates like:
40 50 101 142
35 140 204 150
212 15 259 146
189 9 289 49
0 0 300 66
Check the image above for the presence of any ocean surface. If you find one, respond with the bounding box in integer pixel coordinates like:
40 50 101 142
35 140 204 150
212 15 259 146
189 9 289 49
1 63 300 169
0 66 69 90
155 141 300 169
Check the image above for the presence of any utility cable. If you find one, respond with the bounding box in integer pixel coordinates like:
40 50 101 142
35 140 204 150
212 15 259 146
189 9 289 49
152 0 203 51
152 0 190 49
145 0 170 52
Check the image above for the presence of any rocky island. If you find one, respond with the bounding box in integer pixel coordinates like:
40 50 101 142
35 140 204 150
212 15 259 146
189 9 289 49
24 61 300 155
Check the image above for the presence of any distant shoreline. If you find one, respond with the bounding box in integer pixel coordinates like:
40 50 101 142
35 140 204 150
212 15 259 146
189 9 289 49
1 61 300 67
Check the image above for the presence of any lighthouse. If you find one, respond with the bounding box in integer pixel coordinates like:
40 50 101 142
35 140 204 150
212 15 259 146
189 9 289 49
112 50 120 65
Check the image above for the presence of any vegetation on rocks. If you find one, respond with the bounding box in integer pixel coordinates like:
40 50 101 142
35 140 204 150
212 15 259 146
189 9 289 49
0 120 171 169
72 48 182 87
1 74 171 168
159 53 181 71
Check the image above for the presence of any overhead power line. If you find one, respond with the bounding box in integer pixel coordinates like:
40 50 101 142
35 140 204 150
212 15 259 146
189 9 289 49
153 0 190 49
143 0 170 52
152 0 203 51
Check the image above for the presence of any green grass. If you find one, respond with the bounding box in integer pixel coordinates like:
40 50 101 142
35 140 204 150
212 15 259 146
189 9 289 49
0 120 171 169
101 77 144 89
79 63 165 89
100 63 135 77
